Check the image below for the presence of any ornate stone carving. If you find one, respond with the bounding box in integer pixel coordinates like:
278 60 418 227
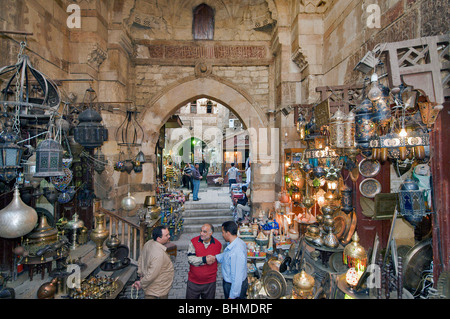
137 42 267 61
87 44 107 69
194 60 212 78
299 0 331 14
292 48 308 72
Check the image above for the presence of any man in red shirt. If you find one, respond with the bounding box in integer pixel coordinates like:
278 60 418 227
186 223 222 299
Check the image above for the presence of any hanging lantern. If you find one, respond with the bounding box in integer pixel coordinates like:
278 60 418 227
343 110 356 148
371 83 391 128
0 186 38 239
115 108 144 147
296 113 306 141
93 149 107 174
355 98 376 149
34 138 64 177
0 119 25 182
22 154 43 188
73 108 108 149
341 185 353 214
135 151 146 163
398 177 427 226
329 109 345 149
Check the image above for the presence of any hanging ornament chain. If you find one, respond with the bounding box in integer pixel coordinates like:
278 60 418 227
12 40 27 135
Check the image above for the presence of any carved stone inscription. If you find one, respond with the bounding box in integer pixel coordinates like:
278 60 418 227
141 43 267 61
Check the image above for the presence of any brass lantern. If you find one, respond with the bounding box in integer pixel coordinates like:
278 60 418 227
329 109 345 149
292 269 315 299
343 232 367 273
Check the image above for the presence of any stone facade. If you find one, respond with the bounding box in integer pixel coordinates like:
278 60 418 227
0 0 447 212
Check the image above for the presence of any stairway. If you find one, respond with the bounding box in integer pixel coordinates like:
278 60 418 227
183 201 233 234
173 187 234 250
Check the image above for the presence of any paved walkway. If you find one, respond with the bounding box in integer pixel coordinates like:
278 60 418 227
120 184 232 299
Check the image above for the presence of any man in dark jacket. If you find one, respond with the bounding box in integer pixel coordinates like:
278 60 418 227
192 163 202 201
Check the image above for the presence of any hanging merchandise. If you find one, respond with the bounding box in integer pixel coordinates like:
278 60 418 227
0 186 38 239
73 88 108 149
115 107 144 147
34 136 64 178
0 119 24 182
398 177 429 227
354 98 375 150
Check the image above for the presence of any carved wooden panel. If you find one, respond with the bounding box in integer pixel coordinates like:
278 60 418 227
193 4 214 40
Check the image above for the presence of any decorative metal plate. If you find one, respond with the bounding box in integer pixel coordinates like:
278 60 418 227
358 158 381 178
403 238 433 293
263 270 287 299
359 178 382 198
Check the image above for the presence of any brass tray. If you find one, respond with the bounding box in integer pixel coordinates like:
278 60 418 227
358 158 381 178
359 178 381 198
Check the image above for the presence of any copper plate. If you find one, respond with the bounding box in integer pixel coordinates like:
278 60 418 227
334 215 347 240
341 211 357 245
358 158 381 178
359 178 382 198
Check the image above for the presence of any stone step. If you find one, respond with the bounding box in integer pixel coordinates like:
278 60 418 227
183 215 233 226
183 221 233 234
184 202 231 210
182 208 231 217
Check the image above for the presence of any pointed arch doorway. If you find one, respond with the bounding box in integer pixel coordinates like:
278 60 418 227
139 77 278 210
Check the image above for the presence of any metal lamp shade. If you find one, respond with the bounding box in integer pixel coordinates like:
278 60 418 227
0 187 38 239
34 139 65 177
73 108 108 149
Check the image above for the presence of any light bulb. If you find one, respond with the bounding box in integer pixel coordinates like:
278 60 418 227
368 73 382 101
399 127 407 137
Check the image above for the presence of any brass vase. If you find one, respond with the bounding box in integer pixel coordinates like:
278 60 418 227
90 213 109 258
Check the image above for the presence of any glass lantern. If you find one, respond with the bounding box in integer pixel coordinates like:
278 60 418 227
355 98 375 149
329 109 345 149
398 178 427 226
0 120 24 182
34 138 65 177
344 110 356 148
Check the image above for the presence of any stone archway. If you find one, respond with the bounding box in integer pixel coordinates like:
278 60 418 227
139 76 278 210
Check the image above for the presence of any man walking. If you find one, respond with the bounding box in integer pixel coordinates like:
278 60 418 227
192 163 202 201
210 221 248 299
133 226 174 299
186 224 222 299
226 163 239 191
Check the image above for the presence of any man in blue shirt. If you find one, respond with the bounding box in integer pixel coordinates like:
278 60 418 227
208 221 248 299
